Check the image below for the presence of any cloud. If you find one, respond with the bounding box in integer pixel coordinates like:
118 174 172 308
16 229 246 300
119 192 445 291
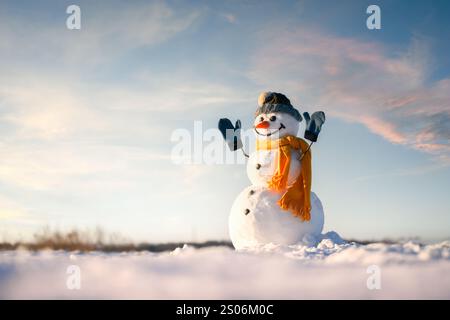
0 71 250 159
90 79 251 113
0 139 176 191
247 28 450 162
221 13 237 24
0 76 109 140
359 116 407 145
0 1 202 67
0 73 235 194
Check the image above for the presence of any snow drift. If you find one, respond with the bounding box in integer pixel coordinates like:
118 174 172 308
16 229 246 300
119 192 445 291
0 235 449 299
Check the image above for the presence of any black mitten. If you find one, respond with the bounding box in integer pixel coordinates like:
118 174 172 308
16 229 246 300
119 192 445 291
218 118 243 151
303 111 326 142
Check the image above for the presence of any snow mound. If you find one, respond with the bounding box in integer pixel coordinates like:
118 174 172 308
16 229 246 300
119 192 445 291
1 235 449 299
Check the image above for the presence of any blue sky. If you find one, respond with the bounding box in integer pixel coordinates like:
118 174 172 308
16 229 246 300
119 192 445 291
0 0 449 242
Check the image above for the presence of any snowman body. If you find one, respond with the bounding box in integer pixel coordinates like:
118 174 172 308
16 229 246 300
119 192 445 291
228 108 324 250
229 186 324 249
247 149 301 187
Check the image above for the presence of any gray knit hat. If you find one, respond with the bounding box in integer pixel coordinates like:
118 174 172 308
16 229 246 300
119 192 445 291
255 92 302 122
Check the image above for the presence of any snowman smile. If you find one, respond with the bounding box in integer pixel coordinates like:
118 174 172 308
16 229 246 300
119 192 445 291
254 123 286 137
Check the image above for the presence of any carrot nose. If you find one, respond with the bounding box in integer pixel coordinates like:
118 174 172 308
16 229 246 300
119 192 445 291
256 121 270 129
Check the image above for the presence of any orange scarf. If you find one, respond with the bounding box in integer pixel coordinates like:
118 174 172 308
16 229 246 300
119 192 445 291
256 135 311 221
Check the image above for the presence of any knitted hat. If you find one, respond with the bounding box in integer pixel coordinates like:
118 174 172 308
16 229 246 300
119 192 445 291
255 92 302 122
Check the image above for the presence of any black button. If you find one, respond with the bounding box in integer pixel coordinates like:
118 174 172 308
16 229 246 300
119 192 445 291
256 163 261 170
244 209 250 215
249 190 255 196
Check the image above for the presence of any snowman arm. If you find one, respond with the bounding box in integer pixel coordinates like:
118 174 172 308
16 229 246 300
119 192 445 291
298 141 313 161
295 140 313 161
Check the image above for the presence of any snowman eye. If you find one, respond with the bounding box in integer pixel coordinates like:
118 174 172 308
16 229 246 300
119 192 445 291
269 115 277 122
259 116 264 122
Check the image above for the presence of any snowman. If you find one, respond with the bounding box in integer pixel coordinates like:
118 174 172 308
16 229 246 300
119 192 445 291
219 92 326 250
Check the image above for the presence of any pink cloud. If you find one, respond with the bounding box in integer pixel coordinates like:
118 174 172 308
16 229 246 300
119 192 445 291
359 116 407 145
247 28 450 162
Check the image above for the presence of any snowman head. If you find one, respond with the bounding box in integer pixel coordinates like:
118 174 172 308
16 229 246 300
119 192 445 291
253 92 302 140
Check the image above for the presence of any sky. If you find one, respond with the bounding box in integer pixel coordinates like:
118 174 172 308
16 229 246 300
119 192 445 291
0 0 449 242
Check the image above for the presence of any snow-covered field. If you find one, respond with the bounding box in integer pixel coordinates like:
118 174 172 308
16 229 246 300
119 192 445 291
1 233 449 299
